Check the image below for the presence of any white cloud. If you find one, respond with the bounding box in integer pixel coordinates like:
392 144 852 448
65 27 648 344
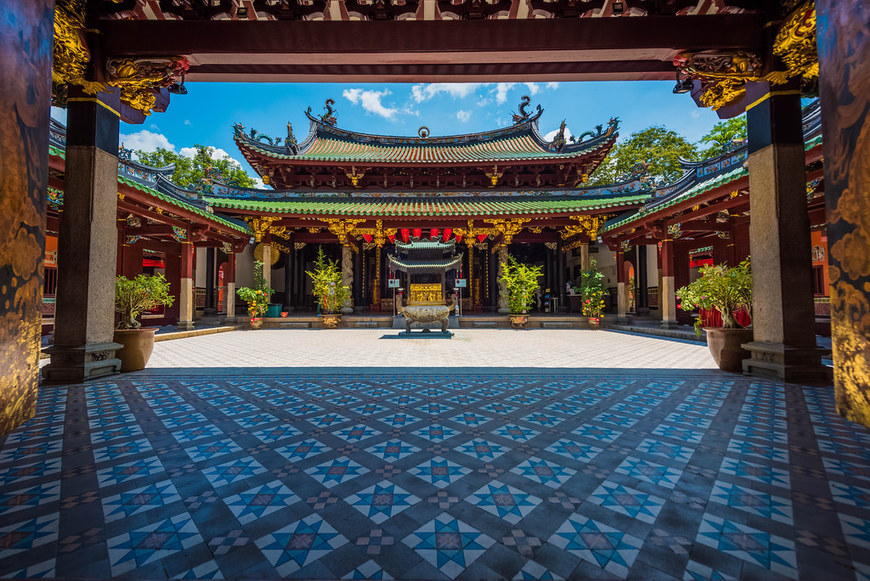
342 88 399 119
494 83 515 105
524 83 540 95
121 130 175 154
50 107 67 125
544 126 573 142
410 83 484 103
250 175 264 188
546 82 560 90
477 96 491 107
456 110 471 122
180 146 240 165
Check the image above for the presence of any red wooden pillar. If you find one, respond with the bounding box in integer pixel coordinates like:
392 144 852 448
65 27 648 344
615 248 627 321
224 252 236 318
661 238 677 327
164 245 181 324
178 241 194 330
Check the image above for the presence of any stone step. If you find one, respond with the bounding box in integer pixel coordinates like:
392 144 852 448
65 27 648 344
472 321 499 328
279 322 311 329
354 321 380 328
541 321 574 329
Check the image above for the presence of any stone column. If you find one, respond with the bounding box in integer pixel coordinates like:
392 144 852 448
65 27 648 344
372 245 382 311
741 81 827 381
177 242 195 330
818 0 870 422
353 245 363 310
557 242 567 311
616 248 628 322
637 245 648 312
224 252 236 319
43 89 125 383
1 0 52 432
341 244 353 314
497 245 509 313
466 242 476 312
284 234 295 312
579 242 590 271
660 238 678 328
261 242 272 288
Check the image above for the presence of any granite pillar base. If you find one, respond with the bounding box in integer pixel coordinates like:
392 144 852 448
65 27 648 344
42 342 122 383
742 341 830 383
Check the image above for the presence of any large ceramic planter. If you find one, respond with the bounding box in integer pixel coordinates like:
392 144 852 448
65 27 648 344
265 303 282 318
705 327 753 372
250 317 264 329
587 317 601 327
509 314 529 329
113 327 158 372
322 313 342 328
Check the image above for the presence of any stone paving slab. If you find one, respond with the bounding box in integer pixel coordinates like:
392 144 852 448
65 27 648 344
142 329 718 371
2 370 870 580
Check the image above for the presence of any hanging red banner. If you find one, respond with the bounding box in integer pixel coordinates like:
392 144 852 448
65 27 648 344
442 228 452 241
477 234 488 242
388 234 396 244
401 228 410 243
454 234 463 243
362 234 373 243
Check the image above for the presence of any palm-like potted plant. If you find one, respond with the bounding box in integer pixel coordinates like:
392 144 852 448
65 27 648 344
114 273 175 372
236 260 274 328
499 254 543 329
676 258 753 371
580 259 607 326
306 247 350 328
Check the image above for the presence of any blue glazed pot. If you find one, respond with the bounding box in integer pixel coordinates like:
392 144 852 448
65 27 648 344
265 304 282 318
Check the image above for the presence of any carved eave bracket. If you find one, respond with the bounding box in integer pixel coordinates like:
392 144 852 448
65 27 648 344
324 218 364 246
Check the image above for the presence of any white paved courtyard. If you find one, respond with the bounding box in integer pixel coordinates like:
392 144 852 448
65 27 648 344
145 328 717 371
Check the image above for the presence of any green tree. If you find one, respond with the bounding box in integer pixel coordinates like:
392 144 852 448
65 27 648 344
698 116 747 158
135 145 256 189
587 126 698 186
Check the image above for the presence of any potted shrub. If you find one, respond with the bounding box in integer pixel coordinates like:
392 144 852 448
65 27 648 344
499 254 543 329
306 247 350 328
676 258 753 372
580 259 606 326
113 273 175 372
236 260 274 329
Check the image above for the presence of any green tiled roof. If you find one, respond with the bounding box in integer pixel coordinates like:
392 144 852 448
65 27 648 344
600 167 747 234
118 175 250 234
49 144 65 159
201 194 650 217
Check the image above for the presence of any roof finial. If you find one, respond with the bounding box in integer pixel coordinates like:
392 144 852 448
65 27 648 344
513 95 543 124
320 98 337 126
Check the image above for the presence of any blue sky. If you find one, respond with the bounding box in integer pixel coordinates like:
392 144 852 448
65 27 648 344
53 81 724 185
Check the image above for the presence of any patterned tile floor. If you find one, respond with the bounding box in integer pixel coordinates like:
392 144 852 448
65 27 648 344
2 371 870 580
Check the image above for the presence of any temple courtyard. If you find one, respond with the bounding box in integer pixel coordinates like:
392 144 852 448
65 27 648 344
4 330 870 580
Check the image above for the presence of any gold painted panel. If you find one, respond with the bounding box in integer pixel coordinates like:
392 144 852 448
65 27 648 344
409 283 443 305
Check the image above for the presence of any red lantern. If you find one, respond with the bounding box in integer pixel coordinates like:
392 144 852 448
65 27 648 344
430 228 440 240
477 234 487 242
443 228 452 241
362 234 373 243
401 228 410 243
412 228 422 239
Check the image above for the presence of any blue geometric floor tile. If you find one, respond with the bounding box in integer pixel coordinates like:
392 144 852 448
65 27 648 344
0 514 59 555
88 413 137 430
664 413 712 429
378 413 420 428
201 457 267 488
102 479 182 522
493 424 541 443
1 558 56 579
223 480 300 524
651 424 705 445
0 458 61 486
549 514 644 578
726 440 790 465
637 439 695 464
161 413 209 430
840 513 870 550
263 395 303 408
589 480 665 524
733 424 788 444
410 456 471 488
545 439 602 463
107 512 202 576
96 456 166 487
171 559 222 579
327 394 362 407
89 425 145 445
346 481 421 524
251 424 302 444
455 439 508 462
234 413 279 429
411 424 457 442
571 425 622 444
512 560 564 580
683 559 736 581
830 481 870 508
342 559 392 579
544 402 584 416
592 412 639 428
709 481 793 524
614 456 682 489
351 403 390 416
92 438 154 464
480 402 517 415
402 514 495 578
285 403 324 417
185 440 243 463
719 457 791 489
366 440 421 462
3 424 64 445
0 482 61 514
170 425 224 444
696 513 798 578
387 394 421 407
450 412 490 427
305 457 369 488
823 457 870 482
275 439 329 462
520 412 564 428
505 394 539 406
309 413 351 428
255 514 347 576
335 424 383 443
511 458 576 488
468 482 541 524
445 394 479 406
415 402 453 416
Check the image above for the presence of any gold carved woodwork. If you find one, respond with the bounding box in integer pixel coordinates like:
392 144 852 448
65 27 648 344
774 1 818 81
409 284 443 306
484 166 504 188
52 0 103 99
356 220 396 248
560 215 604 240
247 216 281 242
105 57 189 115
345 166 366 188
529 227 543 234
324 218 363 246
254 242 279 266
455 220 497 247
486 218 526 247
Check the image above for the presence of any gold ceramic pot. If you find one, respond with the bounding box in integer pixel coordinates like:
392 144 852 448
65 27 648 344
250 317 264 329
322 313 342 328
509 314 529 329
587 317 601 326
113 327 158 372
